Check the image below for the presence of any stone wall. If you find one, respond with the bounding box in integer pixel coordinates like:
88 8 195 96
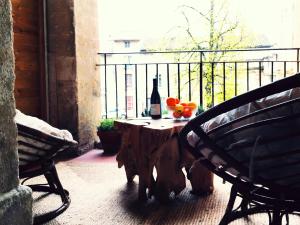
0 1 32 224
47 0 79 140
47 0 101 151
74 0 101 150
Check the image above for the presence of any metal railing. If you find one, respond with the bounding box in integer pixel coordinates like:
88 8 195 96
97 48 300 119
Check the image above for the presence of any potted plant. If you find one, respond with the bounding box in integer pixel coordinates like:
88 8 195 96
97 118 121 154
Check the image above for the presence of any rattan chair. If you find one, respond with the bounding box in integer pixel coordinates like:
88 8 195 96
17 123 77 225
180 73 300 225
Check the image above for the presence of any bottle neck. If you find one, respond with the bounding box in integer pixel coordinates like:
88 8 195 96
153 78 158 89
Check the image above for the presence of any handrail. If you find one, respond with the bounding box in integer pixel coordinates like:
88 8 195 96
98 47 300 55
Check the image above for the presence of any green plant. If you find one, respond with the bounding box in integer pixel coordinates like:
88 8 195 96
195 105 205 116
162 109 169 115
97 119 116 132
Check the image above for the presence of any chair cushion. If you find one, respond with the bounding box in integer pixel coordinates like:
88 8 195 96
15 109 75 142
15 110 77 167
188 87 300 148
187 87 300 182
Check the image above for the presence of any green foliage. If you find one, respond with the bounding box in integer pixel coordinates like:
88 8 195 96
162 109 169 115
97 119 116 132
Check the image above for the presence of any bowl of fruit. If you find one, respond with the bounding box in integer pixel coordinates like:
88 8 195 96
166 97 197 120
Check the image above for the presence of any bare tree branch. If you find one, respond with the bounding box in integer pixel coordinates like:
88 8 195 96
181 11 199 46
178 5 210 22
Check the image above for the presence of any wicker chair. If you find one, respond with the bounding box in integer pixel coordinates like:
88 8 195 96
179 73 300 225
17 123 77 225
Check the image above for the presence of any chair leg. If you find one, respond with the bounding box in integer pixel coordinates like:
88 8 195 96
240 198 249 214
270 209 282 225
44 170 57 191
219 186 238 225
46 161 69 203
28 160 71 225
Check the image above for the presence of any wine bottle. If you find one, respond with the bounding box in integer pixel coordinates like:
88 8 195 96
150 78 161 119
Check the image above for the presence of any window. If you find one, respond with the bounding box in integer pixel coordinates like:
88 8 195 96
126 74 133 87
124 41 130 48
127 96 133 110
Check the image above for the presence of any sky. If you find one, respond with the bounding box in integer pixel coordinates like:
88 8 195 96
99 0 187 39
99 0 297 49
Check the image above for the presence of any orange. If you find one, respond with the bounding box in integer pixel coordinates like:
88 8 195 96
174 104 184 113
182 107 192 118
180 102 188 107
166 97 176 106
173 111 182 118
187 102 197 110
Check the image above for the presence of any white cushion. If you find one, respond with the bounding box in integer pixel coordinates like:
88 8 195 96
15 109 75 143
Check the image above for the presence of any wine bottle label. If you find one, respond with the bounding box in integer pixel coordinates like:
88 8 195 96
150 104 161 115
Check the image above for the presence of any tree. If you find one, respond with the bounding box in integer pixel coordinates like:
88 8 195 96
162 0 257 108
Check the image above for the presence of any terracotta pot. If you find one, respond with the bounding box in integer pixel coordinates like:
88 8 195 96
97 130 121 154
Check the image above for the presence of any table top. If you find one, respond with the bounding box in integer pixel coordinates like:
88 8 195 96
115 117 188 130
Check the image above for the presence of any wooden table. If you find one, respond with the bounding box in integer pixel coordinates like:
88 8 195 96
115 118 214 202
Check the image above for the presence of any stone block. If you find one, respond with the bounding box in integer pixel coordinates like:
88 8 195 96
47 53 59 126
47 0 74 14
47 11 74 34
0 186 33 225
55 56 76 81
0 0 19 193
48 33 75 56
56 80 79 140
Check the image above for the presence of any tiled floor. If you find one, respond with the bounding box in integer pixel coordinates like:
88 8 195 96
34 149 300 225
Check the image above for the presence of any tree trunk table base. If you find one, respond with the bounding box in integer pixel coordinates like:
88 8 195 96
116 118 214 202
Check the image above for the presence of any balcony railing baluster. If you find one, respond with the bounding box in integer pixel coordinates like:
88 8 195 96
167 63 170 97
271 61 274 82
235 62 237 96
177 63 180 100
135 64 138 118
200 61 203 107
223 62 226 101
188 63 191 101
199 53 203 107
125 65 128 118
259 61 262 87
247 62 249 91
211 62 214 107
297 48 299 72
115 65 118 118
145 64 148 112
104 53 108 119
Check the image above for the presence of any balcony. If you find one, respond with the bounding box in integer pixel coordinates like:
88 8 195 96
4 1 300 224
98 48 300 119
